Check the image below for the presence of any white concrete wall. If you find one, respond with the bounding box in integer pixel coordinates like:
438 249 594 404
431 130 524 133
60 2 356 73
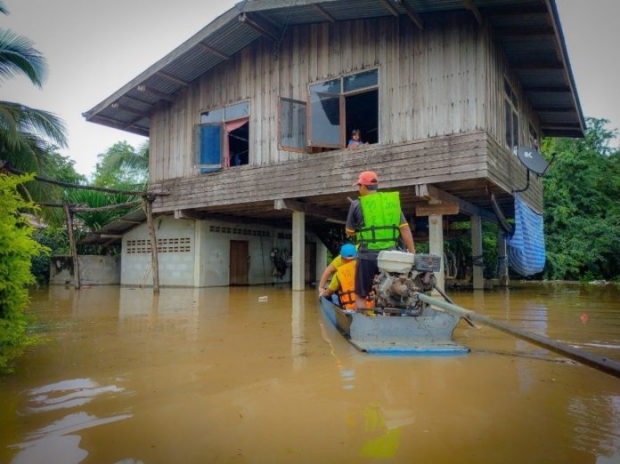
50 255 120 286
202 219 294 286
120 216 319 288
122 216 196 287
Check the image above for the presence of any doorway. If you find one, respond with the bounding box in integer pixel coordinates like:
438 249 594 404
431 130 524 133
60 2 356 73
230 240 249 286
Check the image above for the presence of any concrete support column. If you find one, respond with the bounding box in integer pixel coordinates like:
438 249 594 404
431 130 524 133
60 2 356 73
316 241 328 287
497 228 509 287
292 210 305 291
193 220 206 287
471 214 484 290
428 214 445 292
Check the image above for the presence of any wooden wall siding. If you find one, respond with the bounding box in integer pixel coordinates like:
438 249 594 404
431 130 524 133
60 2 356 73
150 131 488 213
147 10 543 220
149 11 496 183
409 13 486 141
485 22 541 149
486 135 542 213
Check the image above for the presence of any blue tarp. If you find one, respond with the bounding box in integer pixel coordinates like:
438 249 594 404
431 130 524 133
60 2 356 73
506 194 546 276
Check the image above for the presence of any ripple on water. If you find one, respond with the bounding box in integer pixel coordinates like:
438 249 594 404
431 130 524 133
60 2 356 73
10 378 132 464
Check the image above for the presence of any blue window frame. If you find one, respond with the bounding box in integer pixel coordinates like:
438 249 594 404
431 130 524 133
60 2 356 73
196 101 249 173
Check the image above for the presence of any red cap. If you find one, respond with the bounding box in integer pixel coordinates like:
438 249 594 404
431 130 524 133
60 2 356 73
353 171 379 186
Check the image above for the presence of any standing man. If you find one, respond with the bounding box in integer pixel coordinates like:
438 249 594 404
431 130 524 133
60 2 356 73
346 171 416 311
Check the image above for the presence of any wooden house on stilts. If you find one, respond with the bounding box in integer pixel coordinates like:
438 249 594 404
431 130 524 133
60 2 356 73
84 0 584 290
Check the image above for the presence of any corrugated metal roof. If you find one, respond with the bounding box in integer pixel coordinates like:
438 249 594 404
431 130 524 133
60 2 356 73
81 208 146 246
83 0 584 138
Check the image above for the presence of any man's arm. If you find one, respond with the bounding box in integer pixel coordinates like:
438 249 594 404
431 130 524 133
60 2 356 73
318 262 337 297
399 224 416 254
345 200 360 237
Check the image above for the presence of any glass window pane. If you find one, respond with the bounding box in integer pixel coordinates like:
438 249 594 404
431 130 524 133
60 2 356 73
225 101 250 121
512 110 519 150
344 69 378 93
200 108 224 123
529 123 539 150
198 124 222 173
310 79 341 95
505 103 513 150
310 91 340 146
280 98 306 150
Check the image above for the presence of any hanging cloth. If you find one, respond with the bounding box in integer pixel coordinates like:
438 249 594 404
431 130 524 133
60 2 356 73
506 194 546 276
224 118 249 168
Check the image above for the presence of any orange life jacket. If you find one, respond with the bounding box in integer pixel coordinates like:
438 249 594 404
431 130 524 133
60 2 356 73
336 260 356 309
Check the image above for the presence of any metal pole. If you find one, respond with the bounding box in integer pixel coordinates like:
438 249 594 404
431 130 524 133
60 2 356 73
415 292 620 379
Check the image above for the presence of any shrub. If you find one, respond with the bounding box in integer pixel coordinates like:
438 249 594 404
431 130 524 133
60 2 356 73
0 174 48 372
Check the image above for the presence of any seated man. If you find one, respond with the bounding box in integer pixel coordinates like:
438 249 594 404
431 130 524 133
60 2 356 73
321 243 357 310
318 243 357 298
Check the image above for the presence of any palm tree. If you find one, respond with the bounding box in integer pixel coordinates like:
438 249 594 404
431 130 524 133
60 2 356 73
93 140 149 188
0 3 68 184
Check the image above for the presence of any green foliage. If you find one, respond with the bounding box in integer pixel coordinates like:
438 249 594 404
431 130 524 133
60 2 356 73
0 6 69 205
65 188 140 232
92 141 149 188
0 28 47 87
542 118 620 281
0 174 47 372
60 188 140 256
31 227 68 285
444 221 499 280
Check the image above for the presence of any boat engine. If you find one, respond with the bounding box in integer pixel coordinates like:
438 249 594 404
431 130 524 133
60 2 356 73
373 251 441 315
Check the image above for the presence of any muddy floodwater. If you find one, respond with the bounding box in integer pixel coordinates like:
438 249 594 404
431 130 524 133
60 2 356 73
1 283 619 464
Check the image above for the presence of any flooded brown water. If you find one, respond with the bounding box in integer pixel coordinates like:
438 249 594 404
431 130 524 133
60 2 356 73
1 283 619 464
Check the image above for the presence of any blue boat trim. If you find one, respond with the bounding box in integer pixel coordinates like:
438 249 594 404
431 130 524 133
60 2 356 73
319 297 469 356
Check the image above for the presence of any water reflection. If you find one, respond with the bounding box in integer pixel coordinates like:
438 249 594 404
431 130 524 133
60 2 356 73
26 378 124 413
10 378 131 464
291 291 307 370
0 283 618 463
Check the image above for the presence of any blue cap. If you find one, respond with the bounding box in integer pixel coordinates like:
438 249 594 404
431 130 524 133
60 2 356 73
340 243 357 259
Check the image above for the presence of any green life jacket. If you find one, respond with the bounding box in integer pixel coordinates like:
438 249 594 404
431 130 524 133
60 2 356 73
357 191 401 250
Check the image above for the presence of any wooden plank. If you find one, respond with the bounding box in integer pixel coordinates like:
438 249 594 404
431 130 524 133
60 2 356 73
151 134 489 209
416 202 459 216
415 184 496 222
274 198 343 222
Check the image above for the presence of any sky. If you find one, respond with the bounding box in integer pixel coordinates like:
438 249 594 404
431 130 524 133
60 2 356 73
1 0 619 177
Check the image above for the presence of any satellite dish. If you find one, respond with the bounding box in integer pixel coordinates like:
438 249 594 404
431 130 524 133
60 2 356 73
513 146 556 194
516 146 551 176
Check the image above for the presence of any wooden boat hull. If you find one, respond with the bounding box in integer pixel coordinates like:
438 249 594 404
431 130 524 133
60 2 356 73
319 297 469 355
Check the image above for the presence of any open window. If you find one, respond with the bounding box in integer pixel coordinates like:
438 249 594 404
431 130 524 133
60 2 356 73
196 101 249 173
278 69 379 154
279 98 306 151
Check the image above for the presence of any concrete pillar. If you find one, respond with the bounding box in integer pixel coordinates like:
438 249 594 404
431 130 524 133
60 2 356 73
471 214 484 290
428 214 445 292
497 228 509 287
316 241 328 287
193 220 206 287
292 210 305 291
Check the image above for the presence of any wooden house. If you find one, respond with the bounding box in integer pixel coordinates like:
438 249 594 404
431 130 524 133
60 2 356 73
84 0 584 290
